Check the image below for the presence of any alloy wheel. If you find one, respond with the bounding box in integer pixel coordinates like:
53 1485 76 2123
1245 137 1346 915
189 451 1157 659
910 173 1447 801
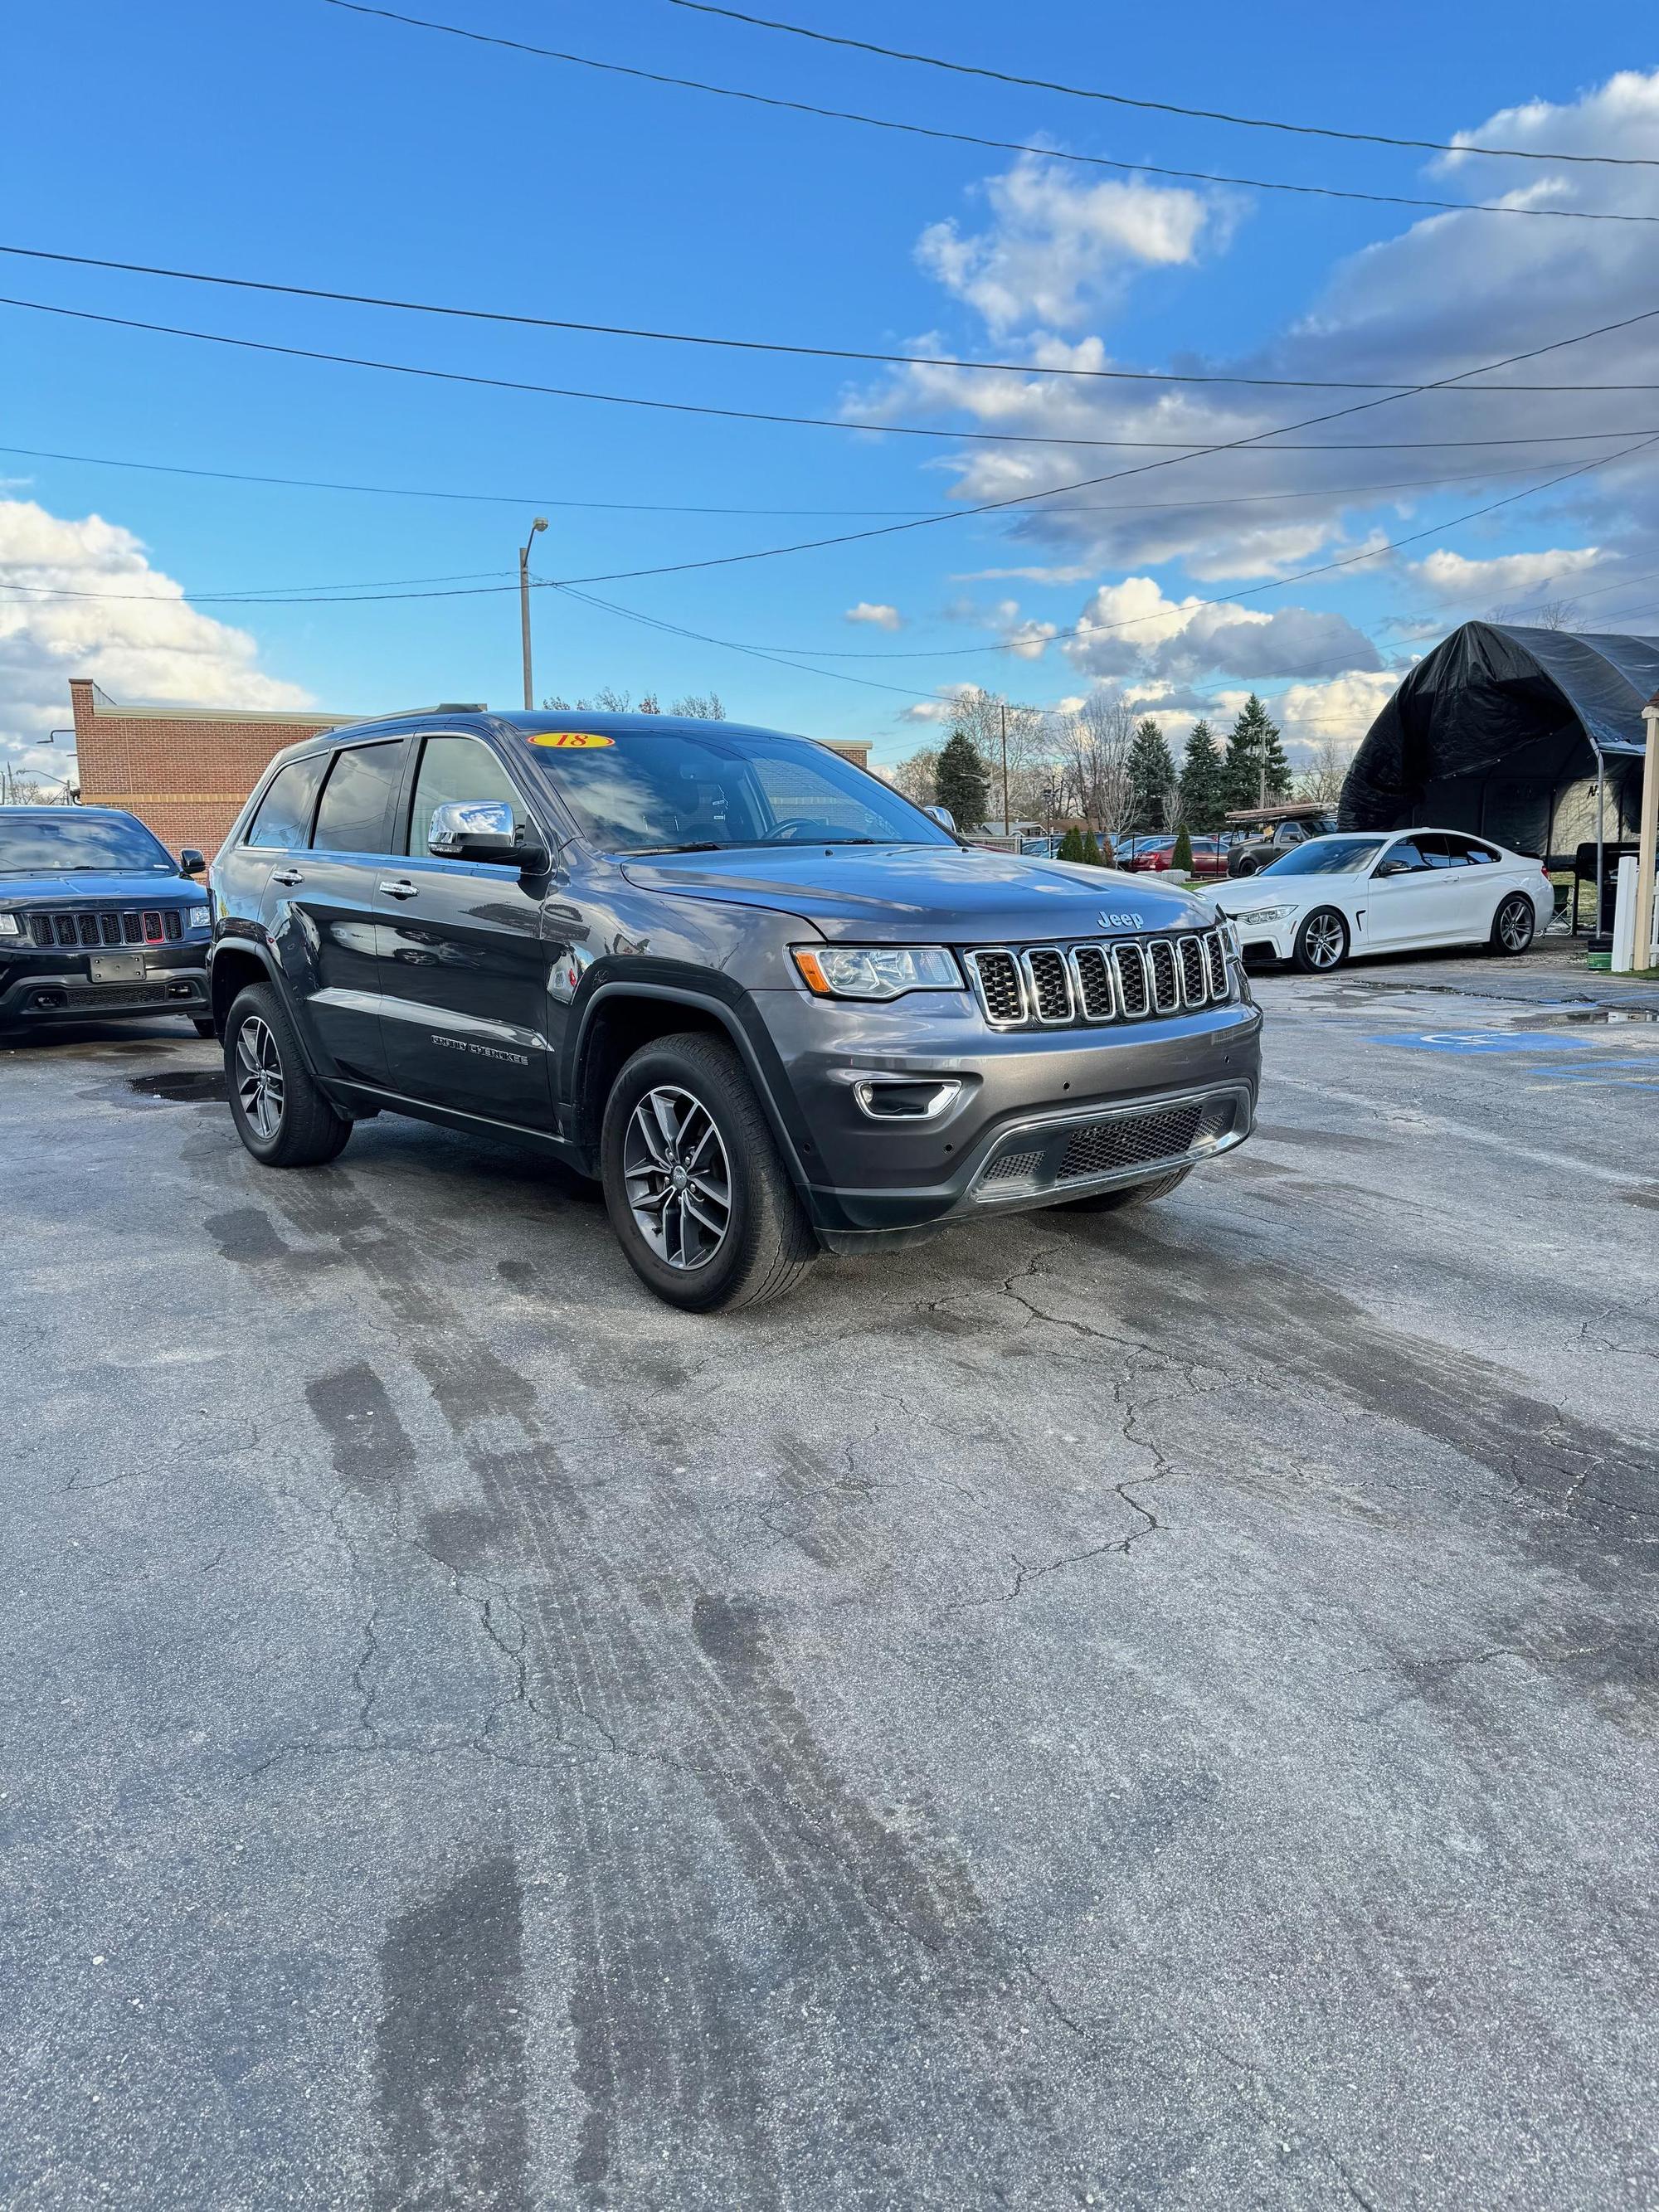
1304 913 1345 969
235 1014 285 1140
623 1086 732 1271
1499 896 1533 951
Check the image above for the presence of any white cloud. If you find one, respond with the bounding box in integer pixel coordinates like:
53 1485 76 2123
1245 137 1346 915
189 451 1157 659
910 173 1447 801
1274 669 1402 754
854 71 1659 587
952 562 1097 585
915 157 1221 333
844 600 902 630
1408 546 1603 602
0 499 310 763
1061 575 1381 682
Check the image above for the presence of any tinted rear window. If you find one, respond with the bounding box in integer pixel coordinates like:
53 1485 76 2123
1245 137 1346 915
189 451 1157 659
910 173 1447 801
312 741 407 854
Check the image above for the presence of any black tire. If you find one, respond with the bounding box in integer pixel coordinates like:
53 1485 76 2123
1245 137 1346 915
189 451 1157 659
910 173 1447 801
1229 853 1260 878
192 1015 217 1038
1293 907 1349 974
1489 890 1536 956
1055 1164 1192 1213
601 1030 817 1313
223 982 352 1169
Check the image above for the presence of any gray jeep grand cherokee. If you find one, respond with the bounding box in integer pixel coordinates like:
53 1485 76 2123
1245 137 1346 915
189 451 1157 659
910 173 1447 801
207 711 1259 1310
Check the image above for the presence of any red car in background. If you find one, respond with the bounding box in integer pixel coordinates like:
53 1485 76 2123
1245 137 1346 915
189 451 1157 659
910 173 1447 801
1121 835 1230 877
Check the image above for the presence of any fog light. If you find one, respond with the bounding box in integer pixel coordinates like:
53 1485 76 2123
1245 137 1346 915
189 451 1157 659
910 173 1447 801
853 1078 961 1121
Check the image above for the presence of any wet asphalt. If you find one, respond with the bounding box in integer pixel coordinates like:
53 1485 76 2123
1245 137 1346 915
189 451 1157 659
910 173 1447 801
1 942 1656 2210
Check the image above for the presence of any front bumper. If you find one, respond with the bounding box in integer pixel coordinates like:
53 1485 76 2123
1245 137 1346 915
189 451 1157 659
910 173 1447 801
0 946 208 1024
755 984 1262 1241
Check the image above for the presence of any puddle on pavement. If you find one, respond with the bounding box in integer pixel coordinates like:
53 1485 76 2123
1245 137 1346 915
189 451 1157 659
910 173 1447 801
125 1070 227 1103
1515 1006 1659 1028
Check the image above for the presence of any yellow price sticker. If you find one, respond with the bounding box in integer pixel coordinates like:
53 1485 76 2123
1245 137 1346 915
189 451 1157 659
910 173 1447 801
528 731 615 749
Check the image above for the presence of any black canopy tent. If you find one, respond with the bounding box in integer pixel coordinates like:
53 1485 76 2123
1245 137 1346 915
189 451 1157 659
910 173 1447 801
1340 625 1653 903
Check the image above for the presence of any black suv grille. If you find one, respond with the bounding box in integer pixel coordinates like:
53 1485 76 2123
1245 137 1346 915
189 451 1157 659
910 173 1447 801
965 928 1231 1031
28 907 183 950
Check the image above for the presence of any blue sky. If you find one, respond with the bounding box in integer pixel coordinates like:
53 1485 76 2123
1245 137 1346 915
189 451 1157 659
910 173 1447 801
4 0 1658 773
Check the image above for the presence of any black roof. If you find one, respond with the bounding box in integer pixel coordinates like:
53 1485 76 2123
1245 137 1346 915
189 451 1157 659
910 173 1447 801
1342 620 1659 834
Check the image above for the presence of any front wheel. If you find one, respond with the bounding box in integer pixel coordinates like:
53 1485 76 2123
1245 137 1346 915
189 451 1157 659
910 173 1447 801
1293 907 1349 973
601 1031 817 1313
224 983 352 1168
1490 891 1536 955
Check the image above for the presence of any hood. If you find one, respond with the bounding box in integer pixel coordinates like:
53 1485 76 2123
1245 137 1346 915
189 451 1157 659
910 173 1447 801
0 871 195 905
619 843 1212 942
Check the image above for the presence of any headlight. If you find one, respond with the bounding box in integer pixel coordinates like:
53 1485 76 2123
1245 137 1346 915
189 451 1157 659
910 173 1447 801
791 944 961 1000
0 912 21 937
183 904 212 931
1235 904 1297 926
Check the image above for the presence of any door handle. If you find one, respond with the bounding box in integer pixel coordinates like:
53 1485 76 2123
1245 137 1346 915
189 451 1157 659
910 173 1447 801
270 868 304 887
378 879 420 900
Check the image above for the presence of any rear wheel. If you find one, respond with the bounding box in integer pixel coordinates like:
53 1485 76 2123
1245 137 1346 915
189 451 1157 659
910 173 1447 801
601 1031 817 1313
1293 907 1349 973
224 982 352 1168
1490 891 1535 955
1055 1164 1192 1214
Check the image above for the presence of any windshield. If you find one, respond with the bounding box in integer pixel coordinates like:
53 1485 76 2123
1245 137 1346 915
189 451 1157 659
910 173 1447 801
0 810 175 875
1259 836 1387 877
520 726 954 854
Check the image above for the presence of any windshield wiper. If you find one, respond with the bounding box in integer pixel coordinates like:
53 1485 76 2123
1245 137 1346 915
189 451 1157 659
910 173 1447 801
617 841 737 856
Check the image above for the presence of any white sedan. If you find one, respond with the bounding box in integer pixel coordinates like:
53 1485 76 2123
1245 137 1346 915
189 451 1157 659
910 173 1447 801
1208 829 1554 973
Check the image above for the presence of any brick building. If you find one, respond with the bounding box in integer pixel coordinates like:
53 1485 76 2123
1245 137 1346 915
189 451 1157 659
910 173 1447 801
68 679 873 854
68 681 353 856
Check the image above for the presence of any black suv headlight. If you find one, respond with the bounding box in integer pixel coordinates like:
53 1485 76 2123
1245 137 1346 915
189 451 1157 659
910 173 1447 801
791 944 961 1001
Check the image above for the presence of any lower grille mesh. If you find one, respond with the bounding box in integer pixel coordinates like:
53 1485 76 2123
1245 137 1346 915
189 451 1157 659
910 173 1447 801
1057 1104 1204 1183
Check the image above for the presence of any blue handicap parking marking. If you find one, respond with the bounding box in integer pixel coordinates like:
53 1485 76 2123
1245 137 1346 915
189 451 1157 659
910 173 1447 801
1368 1031 1595 1055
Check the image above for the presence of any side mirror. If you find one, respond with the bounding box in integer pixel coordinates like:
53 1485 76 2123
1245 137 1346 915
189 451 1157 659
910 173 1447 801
179 848 207 878
925 805 956 831
428 799 549 873
1374 858 1408 878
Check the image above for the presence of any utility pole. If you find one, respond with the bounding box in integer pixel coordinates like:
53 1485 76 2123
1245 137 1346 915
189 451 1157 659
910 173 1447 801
1000 701 1010 840
1634 689 1659 973
519 517 548 710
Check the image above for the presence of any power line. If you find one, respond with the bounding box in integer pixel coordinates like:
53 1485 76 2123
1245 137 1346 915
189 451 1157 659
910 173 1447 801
318 1 1659 227
670 0 1659 169
0 435 1595 518
12 240 1659 393
10 290 1659 470
7 292 1657 610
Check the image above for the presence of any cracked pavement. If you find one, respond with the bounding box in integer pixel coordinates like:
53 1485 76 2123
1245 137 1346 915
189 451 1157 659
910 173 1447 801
2 943 1656 2209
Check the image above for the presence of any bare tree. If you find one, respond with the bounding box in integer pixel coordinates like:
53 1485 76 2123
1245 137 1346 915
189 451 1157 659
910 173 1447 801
670 692 727 719
0 767 73 804
932 689 1054 829
1489 597 1577 631
1292 734 1355 809
1052 691 1138 846
890 746 941 808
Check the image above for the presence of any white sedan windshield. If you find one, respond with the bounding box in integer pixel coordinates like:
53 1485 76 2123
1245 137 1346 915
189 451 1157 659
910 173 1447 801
1260 838 1387 877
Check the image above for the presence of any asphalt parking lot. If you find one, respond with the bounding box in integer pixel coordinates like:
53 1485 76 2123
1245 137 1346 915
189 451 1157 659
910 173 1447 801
2 943 1656 2210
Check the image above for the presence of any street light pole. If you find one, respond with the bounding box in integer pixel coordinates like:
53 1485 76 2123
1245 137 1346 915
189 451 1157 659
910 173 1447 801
519 518 548 710
1000 701 1010 841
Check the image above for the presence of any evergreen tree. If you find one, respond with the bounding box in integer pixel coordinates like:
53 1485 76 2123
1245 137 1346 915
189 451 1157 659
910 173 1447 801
1058 825 1084 863
1080 830 1103 867
1222 695 1292 812
1177 719 1227 832
935 727 990 830
1126 717 1177 830
1171 826 1193 873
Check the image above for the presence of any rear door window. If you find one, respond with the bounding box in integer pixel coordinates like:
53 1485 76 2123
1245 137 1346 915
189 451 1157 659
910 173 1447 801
311 741 408 855
1418 834 1467 868
246 756 325 850
1445 834 1498 864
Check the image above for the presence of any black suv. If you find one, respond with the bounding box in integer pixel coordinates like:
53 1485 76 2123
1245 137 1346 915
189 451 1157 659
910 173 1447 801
0 807 213 1033
207 712 1260 1310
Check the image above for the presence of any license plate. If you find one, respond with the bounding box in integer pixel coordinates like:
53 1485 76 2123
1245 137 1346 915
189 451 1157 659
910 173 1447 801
90 953 145 984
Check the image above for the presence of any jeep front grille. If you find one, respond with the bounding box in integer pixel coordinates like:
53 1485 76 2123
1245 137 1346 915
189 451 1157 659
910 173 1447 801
964 927 1231 1031
27 907 183 950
